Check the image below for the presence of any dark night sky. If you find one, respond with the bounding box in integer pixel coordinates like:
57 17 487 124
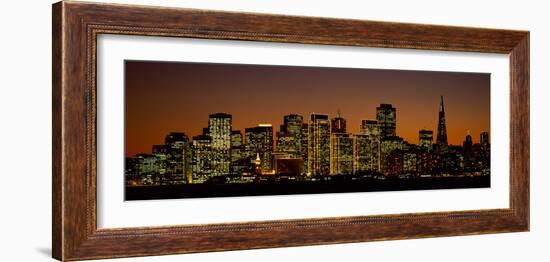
125 60 490 157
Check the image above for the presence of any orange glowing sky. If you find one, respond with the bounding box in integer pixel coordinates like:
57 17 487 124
125 61 490 157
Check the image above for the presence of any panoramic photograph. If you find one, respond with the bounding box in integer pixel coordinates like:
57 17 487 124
124 60 491 200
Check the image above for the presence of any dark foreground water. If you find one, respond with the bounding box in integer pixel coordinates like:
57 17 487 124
125 175 490 200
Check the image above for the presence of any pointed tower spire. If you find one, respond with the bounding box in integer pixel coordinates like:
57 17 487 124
436 95 448 150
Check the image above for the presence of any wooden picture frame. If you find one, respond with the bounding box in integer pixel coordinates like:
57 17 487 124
52 1 529 261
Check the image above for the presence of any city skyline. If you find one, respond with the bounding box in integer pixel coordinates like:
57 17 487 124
127 107 488 158
125 98 490 191
125 61 490 157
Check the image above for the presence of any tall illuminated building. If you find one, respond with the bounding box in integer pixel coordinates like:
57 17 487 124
380 136 404 174
276 114 303 158
308 114 330 175
436 96 448 151
164 132 192 184
191 134 212 183
419 129 434 150
330 111 353 175
245 124 274 173
355 135 382 173
376 104 396 138
151 144 168 182
354 119 381 173
230 130 246 175
330 133 353 175
300 123 309 168
208 113 232 176
276 132 294 156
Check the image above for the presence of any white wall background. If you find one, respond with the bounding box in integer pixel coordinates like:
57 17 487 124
0 0 546 261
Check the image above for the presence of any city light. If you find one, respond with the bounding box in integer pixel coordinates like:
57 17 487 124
125 97 490 187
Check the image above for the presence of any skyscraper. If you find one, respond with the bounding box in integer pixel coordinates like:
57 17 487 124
380 136 404 174
245 124 274 173
331 110 347 133
308 114 331 175
354 119 382 173
230 130 246 175
164 132 192 184
208 113 232 176
191 134 212 183
376 104 396 138
360 119 381 137
353 134 381 173
151 144 168 181
300 123 309 167
330 133 353 175
419 129 434 150
276 132 294 155
330 111 353 175
276 114 303 158
436 96 448 150
463 131 474 168
463 131 473 148
284 114 304 136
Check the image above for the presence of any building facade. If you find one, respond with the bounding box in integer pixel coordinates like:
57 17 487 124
151 144 168 183
164 132 192 184
330 133 354 175
208 113 232 176
245 124 274 173
300 123 309 168
276 114 304 158
329 112 352 175
308 114 331 175
353 134 381 173
419 129 434 150
376 104 397 138
191 134 212 183
380 136 405 174
230 130 247 175
360 119 381 137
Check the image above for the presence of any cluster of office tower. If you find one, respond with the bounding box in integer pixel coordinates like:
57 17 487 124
126 97 490 185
